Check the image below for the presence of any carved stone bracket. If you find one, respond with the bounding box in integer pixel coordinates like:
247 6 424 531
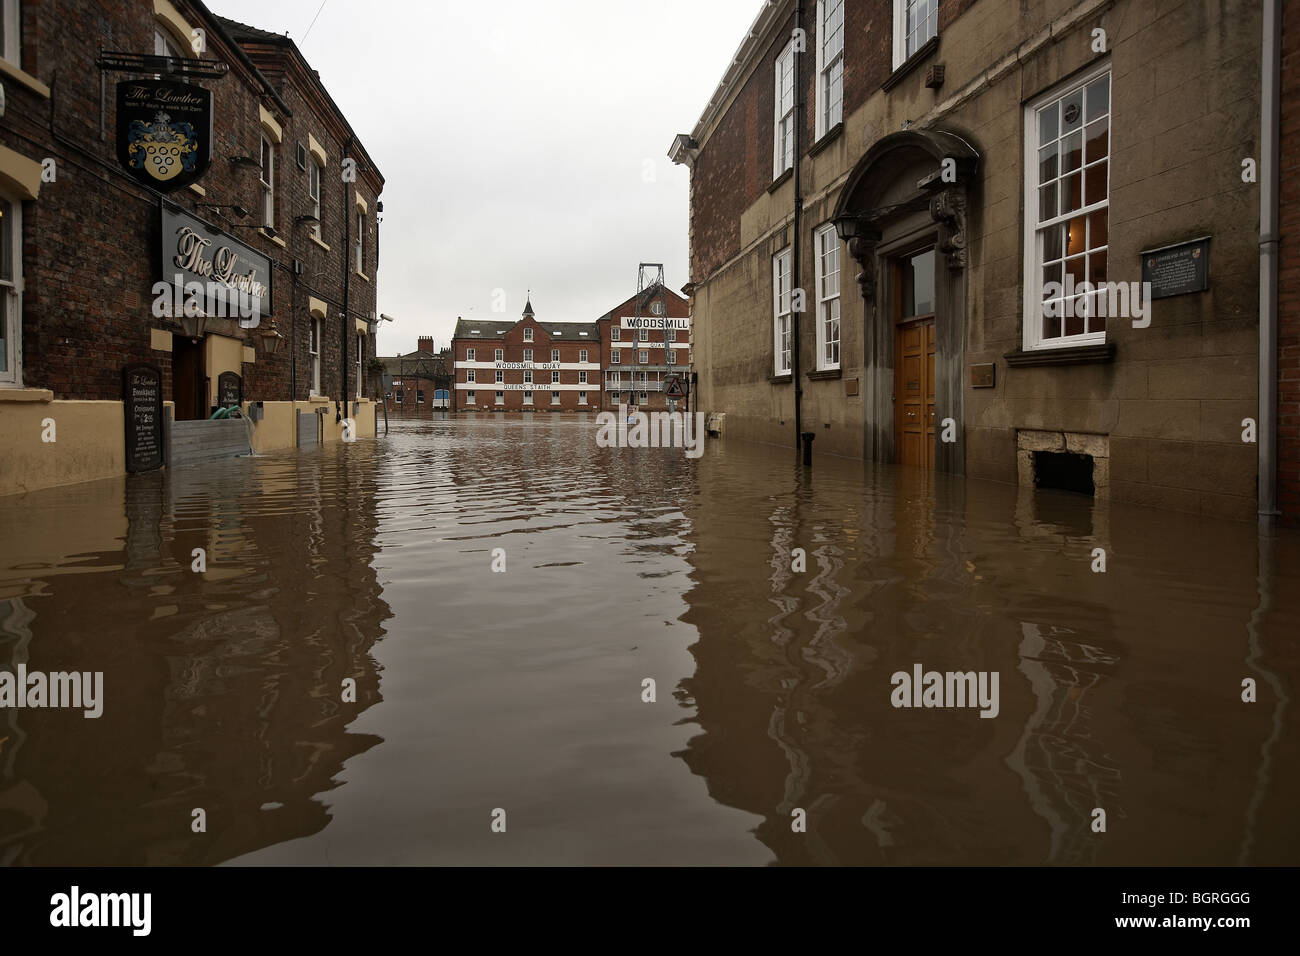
929 188 968 271
847 236 878 299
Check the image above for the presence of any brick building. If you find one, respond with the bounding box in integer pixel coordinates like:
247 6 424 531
451 297 600 412
379 335 453 413
0 0 383 495
596 283 691 411
672 0 1265 520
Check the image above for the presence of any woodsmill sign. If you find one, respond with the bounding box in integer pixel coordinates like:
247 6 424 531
116 80 212 191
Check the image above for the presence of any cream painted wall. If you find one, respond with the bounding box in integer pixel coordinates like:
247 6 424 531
205 333 246 409
0 398 124 497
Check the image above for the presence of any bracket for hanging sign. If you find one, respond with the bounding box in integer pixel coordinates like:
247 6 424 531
99 51 229 80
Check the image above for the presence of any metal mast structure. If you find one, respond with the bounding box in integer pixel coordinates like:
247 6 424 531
632 263 668 409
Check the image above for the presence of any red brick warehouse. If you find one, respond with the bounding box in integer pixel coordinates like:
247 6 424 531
451 296 600 412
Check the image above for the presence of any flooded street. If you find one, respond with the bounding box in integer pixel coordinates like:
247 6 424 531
2 416 1299 866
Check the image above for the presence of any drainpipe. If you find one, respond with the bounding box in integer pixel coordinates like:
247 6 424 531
1260 0 1281 522
340 134 356 423
792 0 805 461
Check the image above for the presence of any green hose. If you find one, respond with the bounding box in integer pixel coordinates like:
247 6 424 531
209 405 239 420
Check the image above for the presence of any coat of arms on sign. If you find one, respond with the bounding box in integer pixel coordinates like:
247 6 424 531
127 111 199 183
115 79 213 192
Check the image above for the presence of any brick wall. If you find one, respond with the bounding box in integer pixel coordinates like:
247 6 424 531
0 0 382 409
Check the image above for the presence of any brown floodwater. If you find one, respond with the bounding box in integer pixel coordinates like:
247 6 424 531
1 414 1298 865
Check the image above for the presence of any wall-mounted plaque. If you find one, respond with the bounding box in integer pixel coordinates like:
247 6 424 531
971 363 996 388
216 371 242 409
123 363 164 473
1141 236 1210 300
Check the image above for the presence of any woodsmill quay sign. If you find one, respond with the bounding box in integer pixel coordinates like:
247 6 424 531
116 79 212 191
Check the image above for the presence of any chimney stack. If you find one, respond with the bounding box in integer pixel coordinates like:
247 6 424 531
417 336 433 353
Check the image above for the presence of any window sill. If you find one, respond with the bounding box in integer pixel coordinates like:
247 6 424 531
309 234 331 252
807 368 842 380
881 35 940 93
354 271 369 282
767 167 793 194
188 183 206 196
0 58 51 98
259 228 286 248
770 373 793 385
0 386 53 402
1004 342 1115 367
809 123 843 157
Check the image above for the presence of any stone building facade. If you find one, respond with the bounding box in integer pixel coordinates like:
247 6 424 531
0 0 383 496
673 0 1264 520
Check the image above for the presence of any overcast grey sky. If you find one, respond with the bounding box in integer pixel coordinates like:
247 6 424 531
210 0 760 355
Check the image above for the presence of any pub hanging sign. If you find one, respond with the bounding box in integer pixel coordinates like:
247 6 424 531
116 79 213 191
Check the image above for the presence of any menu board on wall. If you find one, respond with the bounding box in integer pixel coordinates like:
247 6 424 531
123 363 164 473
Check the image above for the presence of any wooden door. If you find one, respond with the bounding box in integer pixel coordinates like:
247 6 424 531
893 246 937 469
894 318 935 468
172 336 206 422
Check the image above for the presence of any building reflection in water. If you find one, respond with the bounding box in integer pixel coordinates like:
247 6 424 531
0 448 390 865
676 442 1300 866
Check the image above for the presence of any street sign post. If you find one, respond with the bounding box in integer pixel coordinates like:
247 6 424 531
665 375 685 400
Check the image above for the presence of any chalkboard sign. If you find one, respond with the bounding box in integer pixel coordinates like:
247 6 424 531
123 363 163 473
1141 237 1210 300
216 371 242 409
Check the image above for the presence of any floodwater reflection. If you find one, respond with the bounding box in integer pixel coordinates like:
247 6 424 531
0 416 1298 865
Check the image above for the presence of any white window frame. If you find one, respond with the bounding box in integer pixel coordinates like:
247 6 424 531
579 391 587 404
354 209 365 273
815 223 841 370
0 194 22 386
523 390 533 405
773 246 792 375
308 158 322 239
638 329 648 342
815 0 845 140
524 369 533 384
611 349 621 364
638 350 649 364
466 347 475 361
773 38 796 179
355 334 363 399
1021 59 1111 352
639 390 648 404
495 370 504 384
551 370 560 384
667 350 676 365
523 327 533 342
892 0 938 70
551 391 560 405
496 391 504 404
259 134 275 228
579 370 587 384
467 390 476 404
611 327 620 341
551 348 560 362
467 369 476 383
523 348 533 362
494 348 503 361
309 316 321 396
579 348 588 362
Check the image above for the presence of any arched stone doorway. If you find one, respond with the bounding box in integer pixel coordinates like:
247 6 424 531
831 129 979 474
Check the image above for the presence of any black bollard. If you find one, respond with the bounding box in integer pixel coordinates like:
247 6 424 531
801 431 815 466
